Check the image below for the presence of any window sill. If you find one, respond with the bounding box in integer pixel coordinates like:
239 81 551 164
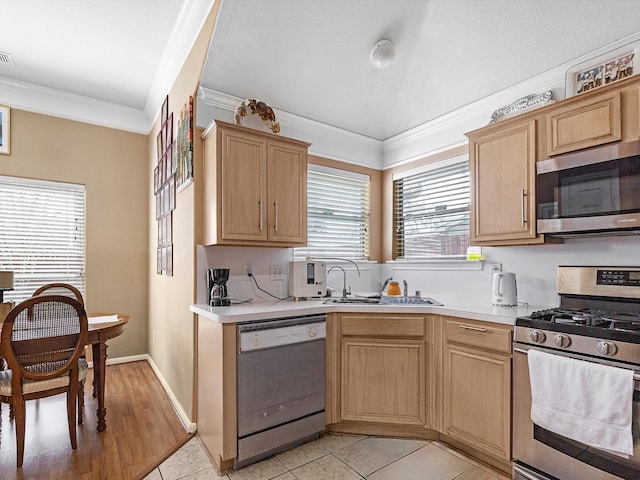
386 259 484 271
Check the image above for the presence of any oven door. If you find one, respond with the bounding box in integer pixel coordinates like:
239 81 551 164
513 344 640 480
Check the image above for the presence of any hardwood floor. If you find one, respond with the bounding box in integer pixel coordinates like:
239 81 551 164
0 361 189 480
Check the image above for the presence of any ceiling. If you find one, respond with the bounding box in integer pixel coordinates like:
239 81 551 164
2 0 640 139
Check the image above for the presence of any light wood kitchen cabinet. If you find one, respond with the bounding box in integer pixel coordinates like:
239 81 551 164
202 120 309 247
467 118 539 244
440 316 512 462
545 89 621 156
337 314 428 426
196 316 237 473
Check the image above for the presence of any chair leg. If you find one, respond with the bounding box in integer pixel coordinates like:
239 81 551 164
77 380 85 425
67 382 78 449
14 397 26 468
9 402 14 420
67 385 78 450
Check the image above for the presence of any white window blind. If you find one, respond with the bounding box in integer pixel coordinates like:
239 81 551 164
295 166 370 260
393 158 470 259
0 176 86 302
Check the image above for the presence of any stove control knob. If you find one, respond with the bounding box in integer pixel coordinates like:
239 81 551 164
597 341 618 356
529 330 546 343
553 334 571 348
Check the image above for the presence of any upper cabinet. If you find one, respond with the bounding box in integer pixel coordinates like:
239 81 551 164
467 118 539 245
545 90 621 156
202 120 309 247
466 74 640 246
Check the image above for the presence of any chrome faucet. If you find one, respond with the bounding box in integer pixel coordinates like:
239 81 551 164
327 266 349 298
403 280 408 297
379 277 393 295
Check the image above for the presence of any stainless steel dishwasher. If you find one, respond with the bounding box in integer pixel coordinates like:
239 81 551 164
236 314 326 468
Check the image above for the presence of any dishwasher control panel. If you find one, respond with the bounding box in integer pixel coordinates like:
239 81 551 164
238 315 326 352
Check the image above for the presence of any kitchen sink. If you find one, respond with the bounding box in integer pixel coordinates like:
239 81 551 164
323 296 443 306
323 297 381 305
380 296 443 306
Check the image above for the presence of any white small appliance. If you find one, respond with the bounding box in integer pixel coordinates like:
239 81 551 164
492 271 518 306
289 260 326 300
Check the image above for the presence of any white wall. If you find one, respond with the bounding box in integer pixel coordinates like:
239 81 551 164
384 236 640 309
197 236 639 312
196 245 382 303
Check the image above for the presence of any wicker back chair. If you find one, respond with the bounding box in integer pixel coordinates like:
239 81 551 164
0 295 88 467
32 283 84 306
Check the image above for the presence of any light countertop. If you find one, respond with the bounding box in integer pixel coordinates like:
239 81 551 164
190 296 553 326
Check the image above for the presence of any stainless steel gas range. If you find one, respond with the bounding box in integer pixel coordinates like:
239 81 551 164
513 266 640 480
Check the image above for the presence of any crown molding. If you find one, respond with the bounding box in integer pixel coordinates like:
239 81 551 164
0 0 215 135
144 0 215 126
381 67 564 168
197 86 383 168
0 75 149 133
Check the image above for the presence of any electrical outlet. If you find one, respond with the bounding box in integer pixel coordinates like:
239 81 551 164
243 264 254 278
269 264 285 281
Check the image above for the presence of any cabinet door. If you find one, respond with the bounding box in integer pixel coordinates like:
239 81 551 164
221 130 267 241
442 343 511 461
267 140 307 244
545 90 621 156
469 119 537 243
341 337 425 425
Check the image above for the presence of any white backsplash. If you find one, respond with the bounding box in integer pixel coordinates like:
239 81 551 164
197 236 640 309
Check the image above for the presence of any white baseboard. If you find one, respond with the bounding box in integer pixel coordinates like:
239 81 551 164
93 354 198 434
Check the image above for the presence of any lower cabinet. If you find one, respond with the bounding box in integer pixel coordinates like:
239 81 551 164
341 337 425 425
336 314 429 427
332 314 513 467
196 316 237 473
440 316 512 462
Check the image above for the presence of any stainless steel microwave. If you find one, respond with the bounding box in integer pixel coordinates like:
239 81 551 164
536 140 640 236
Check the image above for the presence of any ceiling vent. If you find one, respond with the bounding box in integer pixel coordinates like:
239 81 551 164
0 51 15 66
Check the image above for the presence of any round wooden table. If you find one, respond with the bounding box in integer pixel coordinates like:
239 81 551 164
87 313 129 432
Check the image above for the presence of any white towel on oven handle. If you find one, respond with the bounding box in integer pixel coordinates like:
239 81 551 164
528 348 635 457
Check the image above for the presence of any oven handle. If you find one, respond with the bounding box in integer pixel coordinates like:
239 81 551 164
514 347 640 383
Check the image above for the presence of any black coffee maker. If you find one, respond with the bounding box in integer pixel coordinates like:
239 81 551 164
207 268 230 306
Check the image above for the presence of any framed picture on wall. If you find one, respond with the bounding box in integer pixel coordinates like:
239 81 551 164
165 212 172 244
165 145 172 180
153 165 159 194
176 96 194 192
156 131 162 160
166 113 173 142
566 42 639 97
170 142 176 175
168 175 176 211
166 244 173 276
161 95 169 125
0 104 10 155
162 183 170 214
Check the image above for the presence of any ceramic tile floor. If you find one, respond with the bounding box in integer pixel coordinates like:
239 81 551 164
144 434 510 480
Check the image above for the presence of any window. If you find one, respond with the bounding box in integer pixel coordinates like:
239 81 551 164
295 165 370 260
393 155 469 259
0 176 86 301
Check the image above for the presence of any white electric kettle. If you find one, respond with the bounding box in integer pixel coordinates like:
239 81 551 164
492 271 518 306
